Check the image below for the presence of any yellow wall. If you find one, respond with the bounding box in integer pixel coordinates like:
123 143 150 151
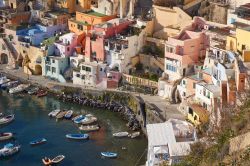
243 50 250 62
188 112 201 126
236 28 250 53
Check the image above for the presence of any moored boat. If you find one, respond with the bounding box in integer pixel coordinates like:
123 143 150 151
1 81 18 90
56 111 67 119
79 124 100 132
42 157 52 165
0 114 14 125
73 115 85 124
128 132 140 138
66 134 89 140
48 109 61 117
101 152 118 158
81 115 97 125
64 110 73 119
30 138 47 146
51 155 65 164
9 84 30 94
0 76 10 86
27 87 39 95
113 132 129 138
0 143 20 157
37 90 47 97
0 133 13 141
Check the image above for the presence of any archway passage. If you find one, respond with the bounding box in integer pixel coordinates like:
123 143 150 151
0 53 8 64
34 65 42 75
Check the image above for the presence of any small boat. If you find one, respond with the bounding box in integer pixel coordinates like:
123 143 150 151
101 152 118 158
0 133 13 141
0 113 2 117
79 124 100 132
27 87 39 95
48 109 61 117
66 134 89 140
30 138 47 146
0 115 14 125
0 76 10 86
0 143 20 157
51 155 65 164
113 132 129 138
37 90 47 97
64 110 73 119
81 115 97 125
42 157 52 165
9 84 30 94
73 115 85 124
56 111 67 119
128 132 140 138
1 81 18 89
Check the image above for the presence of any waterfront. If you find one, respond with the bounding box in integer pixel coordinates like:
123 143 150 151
0 91 147 166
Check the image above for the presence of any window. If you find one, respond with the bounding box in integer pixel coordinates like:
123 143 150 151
193 83 196 89
52 59 55 63
182 80 186 85
86 67 91 72
76 74 80 78
82 66 86 71
183 92 186 97
207 92 210 99
194 115 197 121
67 47 70 51
46 66 50 71
166 64 177 72
52 67 56 73
188 108 193 115
77 24 83 30
81 75 85 80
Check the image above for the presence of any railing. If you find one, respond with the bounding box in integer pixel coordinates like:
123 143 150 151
122 74 158 88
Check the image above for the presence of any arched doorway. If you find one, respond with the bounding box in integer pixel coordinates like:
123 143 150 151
34 65 42 75
0 53 8 64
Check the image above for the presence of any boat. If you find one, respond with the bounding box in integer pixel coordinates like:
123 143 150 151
56 111 67 119
37 90 47 97
81 115 97 125
48 109 61 117
101 152 118 158
73 115 85 124
1 81 18 90
64 110 73 119
128 132 140 138
0 133 13 141
112 132 129 138
0 76 10 86
79 124 100 132
66 134 89 140
9 84 30 94
42 157 52 165
0 115 15 125
51 155 65 164
27 87 39 95
0 113 2 117
30 138 47 146
0 143 20 157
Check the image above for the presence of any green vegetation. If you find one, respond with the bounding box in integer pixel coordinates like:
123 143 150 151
42 36 58 46
86 11 106 17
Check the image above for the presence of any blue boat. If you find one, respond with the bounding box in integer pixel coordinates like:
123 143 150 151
66 134 89 140
101 152 118 158
30 138 47 146
72 115 85 124
64 110 73 119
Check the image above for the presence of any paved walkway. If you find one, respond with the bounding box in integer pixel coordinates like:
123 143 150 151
0 65 185 121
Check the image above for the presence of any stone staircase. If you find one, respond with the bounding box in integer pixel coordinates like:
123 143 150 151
0 37 18 67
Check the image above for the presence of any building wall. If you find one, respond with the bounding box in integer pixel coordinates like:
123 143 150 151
85 36 105 61
236 28 250 53
8 12 30 25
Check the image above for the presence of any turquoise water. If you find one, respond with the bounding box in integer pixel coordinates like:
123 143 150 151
0 91 147 166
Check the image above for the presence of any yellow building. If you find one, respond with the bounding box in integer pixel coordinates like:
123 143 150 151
227 27 250 62
187 104 209 126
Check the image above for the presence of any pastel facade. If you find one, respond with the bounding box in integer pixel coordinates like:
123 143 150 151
58 0 92 14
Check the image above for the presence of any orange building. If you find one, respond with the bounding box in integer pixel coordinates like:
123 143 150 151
58 0 92 14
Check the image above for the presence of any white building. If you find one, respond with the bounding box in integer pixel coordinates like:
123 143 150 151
146 119 197 166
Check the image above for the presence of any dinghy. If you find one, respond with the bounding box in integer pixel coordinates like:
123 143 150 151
0 132 13 141
0 143 20 157
48 109 61 117
0 76 10 86
113 132 129 138
56 111 67 119
79 124 100 132
0 113 2 117
101 152 118 158
1 81 18 90
0 115 14 125
64 110 73 119
128 132 140 138
27 87 39 95
30 138 47 146
37 90 47 97
42 157 52 165
66 134 89 140
9 84 30 94
81 115 97 125
51 155 65 164
73 115 85 124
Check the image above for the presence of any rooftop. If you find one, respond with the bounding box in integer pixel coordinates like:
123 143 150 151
83 10 106 17
198 81 220 94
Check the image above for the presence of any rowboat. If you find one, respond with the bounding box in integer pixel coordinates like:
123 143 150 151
37 90 47 97
73 115 85 124
0 132 13 141
128 132 140 138
42 157 52 165
0 115 15 125
51 155 65 164
81 115 97 125
56 111 67 119
0 143 20 157
48 109 61 117
27 87 39 95
64 110 73 119
30 138 47 146
0 76 10 86
0 113 2 117
113 132 129 138
101 152 118 158
1 81 18 89
9 84 30 94
79 124 100 132
66 134 89 140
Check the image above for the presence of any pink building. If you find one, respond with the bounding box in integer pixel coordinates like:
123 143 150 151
85 35 105 61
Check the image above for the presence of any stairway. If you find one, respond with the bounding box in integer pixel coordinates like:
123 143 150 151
1 38 17 67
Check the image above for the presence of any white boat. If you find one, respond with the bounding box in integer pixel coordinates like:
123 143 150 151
79 124 100 132
64 110 73 119
9 84 30 94
51 155 65 164
128 132 140 138
0 143 20 157
81 115 97 125
0 76 10 86
0 115 14 125
113 132 129 138
48 109 61 117
0 133 13 141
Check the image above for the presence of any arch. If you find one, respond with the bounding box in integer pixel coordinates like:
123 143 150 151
34 65 42 75
0 53 8 64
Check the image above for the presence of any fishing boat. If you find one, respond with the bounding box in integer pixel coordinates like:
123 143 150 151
0 115 14 125
73 115 85 124
0 133 13 141
81 115 97 125
101 152 118 158
0 76 10 86
42 157 52 165
0 143 20 157
9 84 30 94
48 109 61 117
1 81 18 90
56 111 67 119
113 132 129 138
37 90 47 97
30 138 47 146
64 110 73 119
27 87 39 95
79 124 100 132
66 134 89 140
51 155 65 164
128 132 140 138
